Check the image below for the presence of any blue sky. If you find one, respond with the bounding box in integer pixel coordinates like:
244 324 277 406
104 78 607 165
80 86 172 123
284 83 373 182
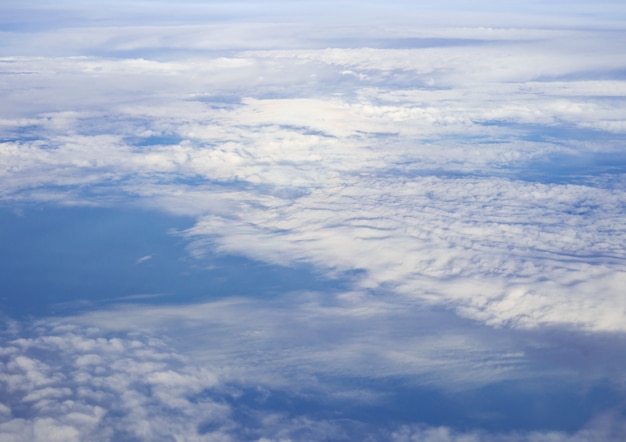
1 1 626 441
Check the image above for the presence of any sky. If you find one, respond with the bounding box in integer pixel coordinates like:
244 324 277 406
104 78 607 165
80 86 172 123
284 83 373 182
1 1 626 441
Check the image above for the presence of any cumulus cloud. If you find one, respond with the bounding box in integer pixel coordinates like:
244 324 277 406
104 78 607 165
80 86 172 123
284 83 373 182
0 323 228 441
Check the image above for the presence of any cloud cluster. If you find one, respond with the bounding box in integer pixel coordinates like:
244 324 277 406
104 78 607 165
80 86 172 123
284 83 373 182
0 309 624 441
0 322 227 441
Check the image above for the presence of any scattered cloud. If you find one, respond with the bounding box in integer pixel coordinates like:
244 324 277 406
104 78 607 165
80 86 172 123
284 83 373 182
0 311 625 441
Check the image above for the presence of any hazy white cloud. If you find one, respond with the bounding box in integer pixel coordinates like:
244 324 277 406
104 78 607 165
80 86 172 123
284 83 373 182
66 293 532 391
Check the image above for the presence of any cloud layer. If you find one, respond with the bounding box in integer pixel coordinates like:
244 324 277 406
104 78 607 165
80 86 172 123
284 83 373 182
2 31 625 332
1 312 625 441
1 1 626 440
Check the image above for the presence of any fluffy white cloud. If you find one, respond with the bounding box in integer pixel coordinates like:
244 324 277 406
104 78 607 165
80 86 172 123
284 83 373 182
0 323 230 441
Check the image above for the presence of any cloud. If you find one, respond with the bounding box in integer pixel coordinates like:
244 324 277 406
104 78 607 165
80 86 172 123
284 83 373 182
65 293 530 390
178 173 626 332
0 322 229 441
0 310 625 441
136 255 152 264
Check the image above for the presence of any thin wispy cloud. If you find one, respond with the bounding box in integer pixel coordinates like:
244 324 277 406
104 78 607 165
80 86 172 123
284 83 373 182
136 255 152 264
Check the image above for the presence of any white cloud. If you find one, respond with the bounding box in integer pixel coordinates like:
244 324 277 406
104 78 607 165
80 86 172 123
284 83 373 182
66 293 532 390
0 323 229 441
0 313 624 441
136 255 152 264
178 174 626 332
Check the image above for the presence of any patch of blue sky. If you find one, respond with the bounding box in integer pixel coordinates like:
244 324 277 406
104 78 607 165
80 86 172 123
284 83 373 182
191 94 243 108
175 361 622 435
383 170 493 183
0 124 46 143
153 174 211 187
515 150 626 186
125 133 185 147
476 121 626 144
534 66 626 83
0 205 350 318
89 46 242 61
355 71 450 91
315 36 493 50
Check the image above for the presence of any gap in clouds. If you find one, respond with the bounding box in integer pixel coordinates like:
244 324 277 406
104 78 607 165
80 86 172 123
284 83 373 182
0 205 352 318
